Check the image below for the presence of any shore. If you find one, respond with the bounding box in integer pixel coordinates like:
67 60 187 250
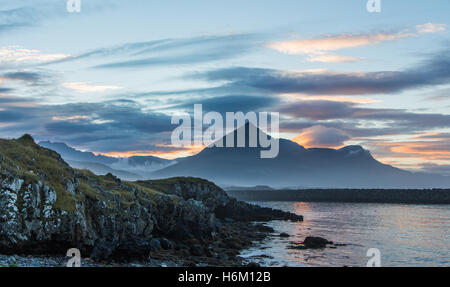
0 221 277 267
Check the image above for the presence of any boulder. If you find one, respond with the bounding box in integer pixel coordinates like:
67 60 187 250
303 236 333 248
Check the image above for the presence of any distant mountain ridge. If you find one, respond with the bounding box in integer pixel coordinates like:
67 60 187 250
153 123 450 189
38 141 174 180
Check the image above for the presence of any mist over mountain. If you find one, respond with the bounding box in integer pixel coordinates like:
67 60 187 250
38 141 174 180
153 124 450 189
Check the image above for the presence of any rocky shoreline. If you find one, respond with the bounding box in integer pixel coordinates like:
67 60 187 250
0 135 302 267
1 221 280 267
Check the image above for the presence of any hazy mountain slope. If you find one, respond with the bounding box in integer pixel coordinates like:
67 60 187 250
39 141 174 180
66 159 142 180
153 124 450 188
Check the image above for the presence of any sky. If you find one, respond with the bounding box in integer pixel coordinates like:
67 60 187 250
1 0 450 174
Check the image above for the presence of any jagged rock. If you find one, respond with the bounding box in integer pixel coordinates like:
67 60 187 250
159 238 173 250
190 244 204 256
255 224 275 233
148 238 162 251
217 253 229 260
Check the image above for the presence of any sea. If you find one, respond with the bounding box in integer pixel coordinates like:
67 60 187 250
240 201 450 267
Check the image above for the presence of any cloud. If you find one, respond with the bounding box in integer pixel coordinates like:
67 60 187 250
268 23 446 62
42 33 264 68
280 100 356 120
194 48 450 95
0 98 186 156
369 140 450 161
308 54 360 63
416 23 447 34
0 46 69 67
99 144 205 160
167 95 280 114
0 87 13 94
62 82 123 93
0 6 43 34
291 125 350 148
278 99 450 130
0 1 121 35
279 94 379 104
2 71 42 81
268 32 410 55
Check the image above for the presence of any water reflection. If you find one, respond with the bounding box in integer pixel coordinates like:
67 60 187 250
241 202 450 267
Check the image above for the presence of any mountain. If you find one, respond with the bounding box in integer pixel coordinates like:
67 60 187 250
153 123 450 188
39 141 174 180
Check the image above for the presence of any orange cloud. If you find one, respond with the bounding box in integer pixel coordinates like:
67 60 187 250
292 125 349 148
367 137 450 163
0 46 69 64
97 144 205 160
62 82 123 93
268 32 412 55
268 23 446 63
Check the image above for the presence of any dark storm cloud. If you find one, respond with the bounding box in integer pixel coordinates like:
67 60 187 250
0 99 177 151
191 48 450 96
41 101 174 134
279 101 356 120
2 71 42 81
0 110 27 122
168 95 280 113
278 100 450 129
0 87 13 93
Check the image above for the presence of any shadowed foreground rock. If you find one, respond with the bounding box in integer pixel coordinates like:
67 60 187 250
0 135 302 262
289 236 334 250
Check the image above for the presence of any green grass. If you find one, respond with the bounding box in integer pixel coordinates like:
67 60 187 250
0 135 210 216
135 177 213 195
0 135 76 212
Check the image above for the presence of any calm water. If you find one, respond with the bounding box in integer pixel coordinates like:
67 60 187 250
240 202 450 267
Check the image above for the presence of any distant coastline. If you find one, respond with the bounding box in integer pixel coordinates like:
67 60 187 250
226 189 450 204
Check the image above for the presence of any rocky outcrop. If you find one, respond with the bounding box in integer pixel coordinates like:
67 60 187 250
137 178 303 222
215 198 303 222
0 135 303 261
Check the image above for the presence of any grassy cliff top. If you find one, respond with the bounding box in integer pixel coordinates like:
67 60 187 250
136 177 216 194
0 135 217 213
